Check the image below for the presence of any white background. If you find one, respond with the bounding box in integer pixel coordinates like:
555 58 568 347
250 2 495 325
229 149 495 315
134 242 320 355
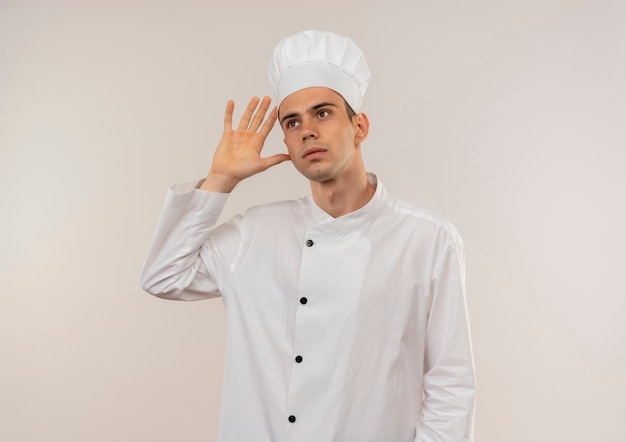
1 1 625 440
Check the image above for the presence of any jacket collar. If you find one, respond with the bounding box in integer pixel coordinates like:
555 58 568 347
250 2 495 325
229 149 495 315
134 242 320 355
304 173 387 233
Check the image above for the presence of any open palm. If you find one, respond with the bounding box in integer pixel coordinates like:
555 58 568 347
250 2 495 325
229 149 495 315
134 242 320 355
205 96 290 192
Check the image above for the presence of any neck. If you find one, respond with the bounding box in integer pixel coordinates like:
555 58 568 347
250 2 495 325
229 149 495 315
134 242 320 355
310 171 376 218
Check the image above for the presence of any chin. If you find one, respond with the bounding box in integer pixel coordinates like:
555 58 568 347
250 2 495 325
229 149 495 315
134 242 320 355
305 172 334 184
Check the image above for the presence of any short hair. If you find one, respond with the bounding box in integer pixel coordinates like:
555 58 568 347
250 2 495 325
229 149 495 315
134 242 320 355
344 99 356 120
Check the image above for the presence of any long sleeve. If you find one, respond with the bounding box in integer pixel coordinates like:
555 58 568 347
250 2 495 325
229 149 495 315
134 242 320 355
140 175 477 441
416 227 476 441
140 181 242 301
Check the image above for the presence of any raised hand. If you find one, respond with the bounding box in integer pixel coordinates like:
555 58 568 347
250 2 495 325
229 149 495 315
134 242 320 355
199 96 291 193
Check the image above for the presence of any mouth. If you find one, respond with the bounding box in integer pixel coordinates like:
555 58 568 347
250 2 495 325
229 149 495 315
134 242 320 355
302 147 327 160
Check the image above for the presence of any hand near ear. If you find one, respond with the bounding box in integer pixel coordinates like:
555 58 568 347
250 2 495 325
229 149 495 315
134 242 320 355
199 96 291 193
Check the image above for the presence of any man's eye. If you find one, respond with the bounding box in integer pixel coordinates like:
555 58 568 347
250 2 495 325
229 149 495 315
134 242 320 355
286 120 298 128
319 110 330 118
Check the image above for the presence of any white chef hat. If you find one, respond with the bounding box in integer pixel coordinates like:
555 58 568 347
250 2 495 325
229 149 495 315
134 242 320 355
268 30 370 113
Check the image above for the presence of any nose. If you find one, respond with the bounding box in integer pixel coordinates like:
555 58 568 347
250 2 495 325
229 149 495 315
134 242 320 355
301 127 317 141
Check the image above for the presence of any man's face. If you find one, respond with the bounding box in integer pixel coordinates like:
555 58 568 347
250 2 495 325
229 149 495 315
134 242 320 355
279 87 366 183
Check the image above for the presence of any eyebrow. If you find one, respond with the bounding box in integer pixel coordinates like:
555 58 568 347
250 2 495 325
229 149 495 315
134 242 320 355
280 101 338 125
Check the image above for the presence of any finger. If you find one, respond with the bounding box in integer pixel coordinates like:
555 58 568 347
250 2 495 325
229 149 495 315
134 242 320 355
237 96 260 131
223 100 235 131
248 96 272 132
260 153 291 170
259 106 278 138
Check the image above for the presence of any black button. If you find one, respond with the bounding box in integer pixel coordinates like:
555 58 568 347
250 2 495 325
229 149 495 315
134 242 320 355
295 355 303 363
288 415 296 423
305 239 314 247
299 297 307 305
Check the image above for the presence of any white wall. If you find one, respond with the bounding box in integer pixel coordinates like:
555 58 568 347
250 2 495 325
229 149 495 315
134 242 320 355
1 1 624 440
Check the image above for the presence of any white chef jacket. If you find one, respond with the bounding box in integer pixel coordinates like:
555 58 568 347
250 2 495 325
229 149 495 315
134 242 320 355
141 173 476 442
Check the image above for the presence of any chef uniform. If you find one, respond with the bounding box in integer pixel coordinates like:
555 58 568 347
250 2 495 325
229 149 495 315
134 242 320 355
142 30 476 442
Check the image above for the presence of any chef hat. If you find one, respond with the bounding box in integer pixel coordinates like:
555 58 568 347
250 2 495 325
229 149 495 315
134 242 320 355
268 30 370 112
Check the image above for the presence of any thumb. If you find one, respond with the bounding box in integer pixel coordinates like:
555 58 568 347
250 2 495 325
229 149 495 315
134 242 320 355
261 153 291 170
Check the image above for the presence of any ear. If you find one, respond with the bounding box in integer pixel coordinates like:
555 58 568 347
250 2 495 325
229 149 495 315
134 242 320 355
354 112 370 143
